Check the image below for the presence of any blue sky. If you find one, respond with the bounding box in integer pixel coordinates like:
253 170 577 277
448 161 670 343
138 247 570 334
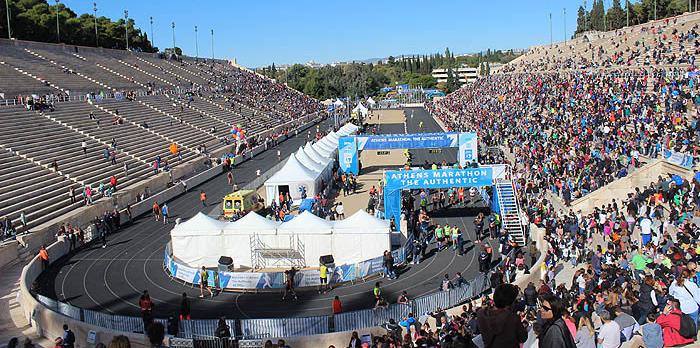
61 0 589 68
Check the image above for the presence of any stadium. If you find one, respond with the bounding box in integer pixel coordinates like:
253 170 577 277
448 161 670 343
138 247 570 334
1 1 700 348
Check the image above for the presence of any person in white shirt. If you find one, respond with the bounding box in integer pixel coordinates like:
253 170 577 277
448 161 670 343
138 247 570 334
639 215 652 245
597 310 621 348
669 269 700 323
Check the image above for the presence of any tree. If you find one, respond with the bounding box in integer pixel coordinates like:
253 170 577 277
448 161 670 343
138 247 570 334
576 6 587 33
0 0 153 51
606 0 626 30
446 68 459 93
590 0 606 30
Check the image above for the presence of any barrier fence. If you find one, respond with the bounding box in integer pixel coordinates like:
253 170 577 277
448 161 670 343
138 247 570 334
35 269 491 340
165 243 407 290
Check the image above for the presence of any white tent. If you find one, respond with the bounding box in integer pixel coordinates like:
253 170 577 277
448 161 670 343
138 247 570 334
326 131 341 144
296 147 331 179
170 212 226 267
353 103 368 116
314 137 337 157
367 97 376 106
333 99 344 107
222 212 279 267
304 142 332 166
264 154 321 205
332 210 391 264
278 211 333 265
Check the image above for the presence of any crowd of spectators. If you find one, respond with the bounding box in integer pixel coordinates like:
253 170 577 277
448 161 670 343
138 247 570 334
505 15 700 73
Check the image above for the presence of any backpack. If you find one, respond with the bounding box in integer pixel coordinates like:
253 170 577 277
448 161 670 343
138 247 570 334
65 330 76 345
673 312 697 338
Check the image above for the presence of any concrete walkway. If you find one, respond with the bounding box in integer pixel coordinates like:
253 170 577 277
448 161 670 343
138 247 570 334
0 261 50 347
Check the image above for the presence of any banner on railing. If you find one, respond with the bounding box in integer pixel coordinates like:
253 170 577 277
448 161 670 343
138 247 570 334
165 244 402 289
662 148 695 168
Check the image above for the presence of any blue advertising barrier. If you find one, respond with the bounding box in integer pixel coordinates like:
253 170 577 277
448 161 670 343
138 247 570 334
179 319 237 339
334 304 412 332
384 168 494 227
165 244 405 290
338 132 478 174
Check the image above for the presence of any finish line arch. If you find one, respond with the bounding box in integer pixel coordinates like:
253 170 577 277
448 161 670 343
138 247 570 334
383 167 495 227
338 132 478 175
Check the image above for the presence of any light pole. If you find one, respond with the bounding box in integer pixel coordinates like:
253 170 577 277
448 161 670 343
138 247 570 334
654 0 657 20
5 0 12 39
210 29 214 60
563 8 567 43
194 25 199 59
626 0 629 27
124 10 129 51
93 2 98 46
549 13 553 47
149 17 154 50
55 0 60 43
171 22 176 51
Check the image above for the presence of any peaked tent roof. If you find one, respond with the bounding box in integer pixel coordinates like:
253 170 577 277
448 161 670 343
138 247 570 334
265 153 319 185
296 147 326 173
367 97 376 105
223 211 279 235
304 142 332 165
278 211 332 235
171 212 225 236
333 99 344 106
333 210 391 234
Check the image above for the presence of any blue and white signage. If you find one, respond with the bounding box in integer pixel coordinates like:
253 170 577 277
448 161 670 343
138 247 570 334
338 132 478 174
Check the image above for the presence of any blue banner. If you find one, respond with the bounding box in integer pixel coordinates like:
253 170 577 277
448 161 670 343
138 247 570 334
357 133 459 150
385 168 494 190
458 133 478 164
339 136 358 174
338 132 476 174
384 168 494 227
663 148 695 168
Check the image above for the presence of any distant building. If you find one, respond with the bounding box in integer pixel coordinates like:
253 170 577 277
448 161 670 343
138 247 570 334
431 66 479 84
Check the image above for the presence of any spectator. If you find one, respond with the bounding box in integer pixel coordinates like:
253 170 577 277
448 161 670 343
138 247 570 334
348 331 362 348
38 245 49 270
573 316 595 348
180 293 191 320
639 313 664 348
656 298 696 347
596 309 620 348
669 269 700 324
332 296 342 314
537 293 576 348
107 336 130 348
146 322 165 348
139 290 154 330
61 324 75 348
476 283 528 348
214 317 231 339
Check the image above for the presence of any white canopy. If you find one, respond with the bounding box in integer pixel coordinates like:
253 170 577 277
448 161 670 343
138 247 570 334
278 211 333 263
326 131 341 144
223 211 279 235
304 142 332 165
353 103 368 116
296 146 327 174
278 211 333 235
333 210 391 234
314 137 337 156
333 99 344 106
332 210 391 264
170 213 225 267
367 97 376 105
264 154 321 204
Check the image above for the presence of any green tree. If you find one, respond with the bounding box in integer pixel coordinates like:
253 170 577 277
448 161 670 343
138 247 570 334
446 68 459 93
576 6 587 33
606 0 626 30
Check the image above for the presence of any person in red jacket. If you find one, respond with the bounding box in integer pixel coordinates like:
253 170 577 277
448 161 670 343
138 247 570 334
332 296 342 314
656 299 695 347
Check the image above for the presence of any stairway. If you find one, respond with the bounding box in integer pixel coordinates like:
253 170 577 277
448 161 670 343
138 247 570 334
494 179 526 246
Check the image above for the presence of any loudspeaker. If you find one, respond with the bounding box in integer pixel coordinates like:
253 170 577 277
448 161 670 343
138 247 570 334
319 254 334 267
218 256 234 272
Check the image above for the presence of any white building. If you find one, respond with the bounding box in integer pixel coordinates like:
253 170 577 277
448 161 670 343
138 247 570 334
432 66 479 84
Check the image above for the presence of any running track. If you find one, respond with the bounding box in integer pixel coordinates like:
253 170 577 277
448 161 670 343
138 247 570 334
37 107 493 319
